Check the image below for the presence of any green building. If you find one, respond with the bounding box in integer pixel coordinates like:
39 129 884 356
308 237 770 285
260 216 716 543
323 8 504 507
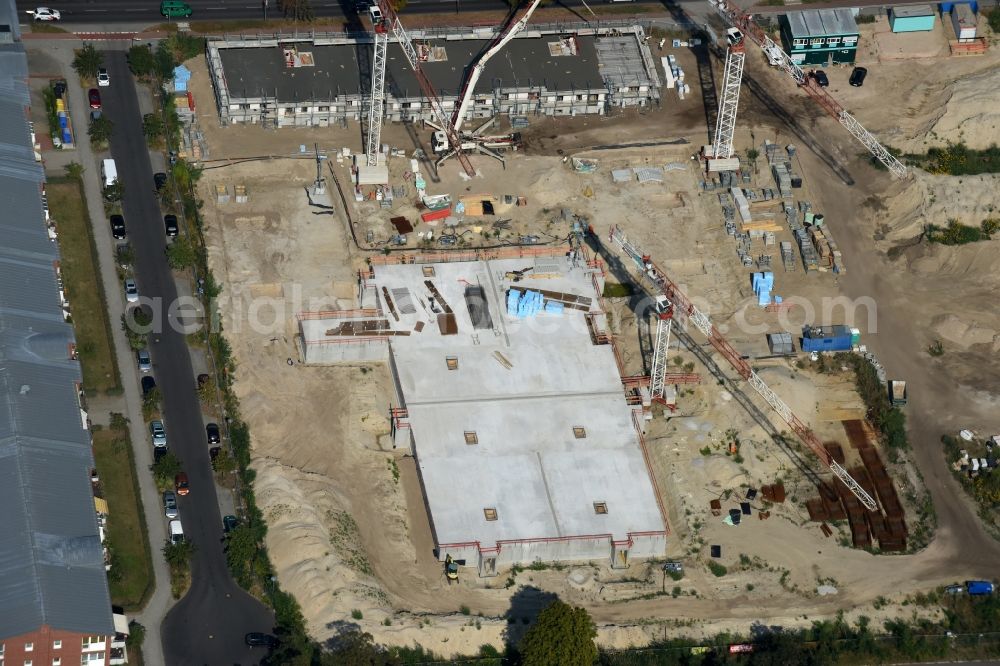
780 9 860 66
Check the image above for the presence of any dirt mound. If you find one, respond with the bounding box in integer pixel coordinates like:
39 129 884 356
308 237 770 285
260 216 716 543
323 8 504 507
874 172 1000 243
923 68 1000 151
931 314 1000 351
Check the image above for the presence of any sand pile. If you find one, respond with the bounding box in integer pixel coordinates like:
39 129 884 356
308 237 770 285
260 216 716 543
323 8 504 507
873 171 1000 242
921 68 1000 151
931 314 1000 351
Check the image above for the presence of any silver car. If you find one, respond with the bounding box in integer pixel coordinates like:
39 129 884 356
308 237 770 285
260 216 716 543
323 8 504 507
150 420 167 448
163 491 178 519
137 348 152 373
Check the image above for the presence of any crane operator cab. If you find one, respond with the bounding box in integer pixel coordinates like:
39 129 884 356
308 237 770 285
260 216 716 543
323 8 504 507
725 27 744 46
370 5 385 30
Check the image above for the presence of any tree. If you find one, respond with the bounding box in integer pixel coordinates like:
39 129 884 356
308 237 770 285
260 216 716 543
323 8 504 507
154 42 177 81
989 8 1000 34
279 0 315 21
72 43 103 79
151 452 182 488
88 115 114 146
143 113 165 143
64 161 85 181
127 44 156 78
166 236 197 269
163 540 195 569
518 600 597 666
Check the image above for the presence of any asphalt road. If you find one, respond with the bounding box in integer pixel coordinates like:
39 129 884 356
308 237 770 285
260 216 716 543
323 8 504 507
100 50 274 665
16 0 538 23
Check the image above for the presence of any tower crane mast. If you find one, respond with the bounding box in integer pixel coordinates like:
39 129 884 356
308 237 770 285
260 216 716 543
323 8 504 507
367 0 476 177
708 0 906 178
606 225 878 511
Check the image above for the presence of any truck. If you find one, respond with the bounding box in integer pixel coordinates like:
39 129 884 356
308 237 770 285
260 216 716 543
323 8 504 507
966 580 994 596
889 380 907 406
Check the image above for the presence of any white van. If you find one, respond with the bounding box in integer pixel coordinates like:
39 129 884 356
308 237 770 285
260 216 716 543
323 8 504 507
101 158 118 188
168 519 185 544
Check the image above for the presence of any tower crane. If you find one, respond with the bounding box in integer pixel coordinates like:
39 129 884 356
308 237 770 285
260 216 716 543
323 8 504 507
708 0 906 178
704 27 748 171
366 1 476 177
605 224 879 511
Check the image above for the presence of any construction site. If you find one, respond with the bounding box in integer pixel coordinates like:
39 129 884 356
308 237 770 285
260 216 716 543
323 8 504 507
189 0 1000 655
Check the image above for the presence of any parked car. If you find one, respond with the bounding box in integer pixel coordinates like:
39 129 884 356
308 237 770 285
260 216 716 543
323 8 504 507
30 7 61 21
245 633 278 648
110 214 126 240
163 490 178 519
153 447 168 463
90 109 103 122
945 584 964 595
209 446 221 461
137 348 152 373
809 70 829 88
97 68 110 87
164 214 179 238
88 88 102 109
175 472 190 496
849 66 868 87
124 279 139 303
150 420 167 448
154 172 168 192
141 375 157 396
223 515 239 534
168 519 184 544
206 422 221 445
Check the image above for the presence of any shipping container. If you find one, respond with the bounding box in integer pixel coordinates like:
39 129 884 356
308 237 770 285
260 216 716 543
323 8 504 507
890 5 936 32
966 580 994 595
420 207 451 223
951 4 977 39
801 325 853 352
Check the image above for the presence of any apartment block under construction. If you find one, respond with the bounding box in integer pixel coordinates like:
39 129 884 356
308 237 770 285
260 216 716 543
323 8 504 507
206 22 660 128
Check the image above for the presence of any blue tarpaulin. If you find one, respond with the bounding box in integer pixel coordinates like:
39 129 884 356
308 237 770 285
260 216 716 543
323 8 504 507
173 64 191 92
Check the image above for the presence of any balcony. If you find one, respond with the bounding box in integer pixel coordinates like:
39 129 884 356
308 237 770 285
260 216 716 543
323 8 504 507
109 646 128 665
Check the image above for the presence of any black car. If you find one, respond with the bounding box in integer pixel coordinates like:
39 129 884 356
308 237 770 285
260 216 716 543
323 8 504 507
153 447 168 463
809 70 829 87
206 422 221 444
223 514 239 533
849 66 868 87
245 633 278 648
110 214 126 240
164 214 179 237
141 375 157 396
154 172 168 192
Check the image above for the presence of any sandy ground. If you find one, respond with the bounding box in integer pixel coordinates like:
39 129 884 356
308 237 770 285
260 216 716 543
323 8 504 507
190 29 1000 655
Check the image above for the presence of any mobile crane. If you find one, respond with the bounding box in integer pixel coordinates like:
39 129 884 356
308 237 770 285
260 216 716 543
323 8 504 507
606 224 878 510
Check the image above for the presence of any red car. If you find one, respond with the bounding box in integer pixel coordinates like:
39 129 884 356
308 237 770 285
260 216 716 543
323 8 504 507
174 472 190 496
88 88 101 109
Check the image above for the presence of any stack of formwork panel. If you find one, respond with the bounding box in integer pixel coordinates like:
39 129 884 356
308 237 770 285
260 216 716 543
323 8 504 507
761 482 786 503
795 228 819 271
824 442 846 464
842 419 872 450
835 475 872 549
806 497 829 521
780 241 795 272
820 482 847 521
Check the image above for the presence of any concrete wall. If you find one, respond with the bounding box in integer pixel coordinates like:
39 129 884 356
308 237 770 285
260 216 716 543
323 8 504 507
439 532 667 573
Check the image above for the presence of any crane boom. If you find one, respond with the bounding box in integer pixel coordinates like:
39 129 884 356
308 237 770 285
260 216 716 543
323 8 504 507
709 0 907 179
371 0 476 177
366 10 389 168
452 0 543 133
607 225 878 511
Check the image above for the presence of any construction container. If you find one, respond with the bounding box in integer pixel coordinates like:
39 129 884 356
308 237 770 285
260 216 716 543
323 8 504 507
850 327 861 345
767 332 794 355
951 4 977 39
890 5 936 32
420 207 451 223
801 325 853 352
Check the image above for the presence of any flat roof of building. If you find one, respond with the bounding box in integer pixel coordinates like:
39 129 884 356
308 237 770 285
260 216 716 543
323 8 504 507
304 257 665 550
216 33 607 102
785 9 859 38
891 4 935 17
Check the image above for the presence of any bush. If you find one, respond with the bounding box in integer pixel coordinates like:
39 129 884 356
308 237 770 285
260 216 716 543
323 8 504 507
707 560 728 577
88 115 114 146
166 236 197 269
989 8 1000 33
926 219 987 245
909 142 1000 176
143 113 165 143
848 355 909 458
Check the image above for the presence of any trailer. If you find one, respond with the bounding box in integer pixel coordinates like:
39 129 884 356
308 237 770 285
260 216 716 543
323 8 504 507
889 380 907 406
